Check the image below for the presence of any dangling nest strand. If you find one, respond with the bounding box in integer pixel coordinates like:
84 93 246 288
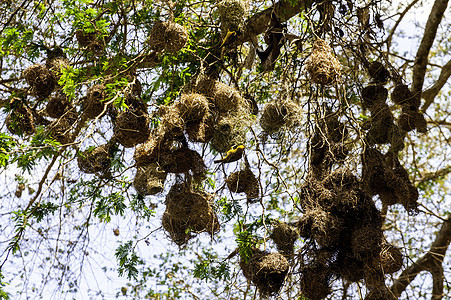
305 39 341 85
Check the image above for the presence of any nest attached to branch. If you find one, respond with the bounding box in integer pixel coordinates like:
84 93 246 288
240 249 289 296
6 105 35 136
260 99 301 136
391 84 411 105
133 163 167 196
77 144 112 176
351 225 383 261
46 56 69 82
47 118 72 144
226 165 260 201
210 113 249 153
218 0 248 33
159 147 207 179
113 108 150 148
336 251 365 282
305 39 341 85
270 222 299 255
380 243 403 274
75 30 104 53
23 64 56 99
174 93 210 123
398 106 427 133
361 85 388 109
162 182 219 246
299 262 332 300
368 61 390 84
46 91 72 118
83 84 108 119
364 286 397 300
366 103 394 145
148 21 189 53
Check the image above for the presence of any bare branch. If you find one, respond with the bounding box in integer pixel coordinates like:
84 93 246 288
411 0 449 102
391 216 451 299
422 59 451 112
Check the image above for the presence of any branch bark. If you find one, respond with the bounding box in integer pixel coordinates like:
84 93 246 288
421 59 451 112
391 216 451 299
411 0 449 103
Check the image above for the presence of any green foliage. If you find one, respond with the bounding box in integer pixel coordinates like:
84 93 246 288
236 230 256 263
193 251 230 282
217 197 242 222
0 133 16 167
129 194 156 221
0 271 10 300
58 66 85 99
115 241 143 280
93 192 126 222
30 202 59 223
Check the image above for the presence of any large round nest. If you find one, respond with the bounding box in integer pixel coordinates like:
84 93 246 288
351 226 383 261
77 144 111 176
226 166 259 201
361 85 388 109
6 106 35 136
308 207 343 248
46 91 72 118
299 263 332 300
158 147 207 179
83 84 107 119
174 93 209 123
260 99 301 135
218 0 248 33
162 182 219 246
270 222 299 255
75 30 103 53
186 118 213 143
148 21 189 53
23 64 56 99
240 249 289 296
212 81 249 114
113 109 150 148
305 39 341 85
210 113 250 153
391 84 411 105
380 243 403 274
47 118 72 144
133 163 167 196
368 61 390 84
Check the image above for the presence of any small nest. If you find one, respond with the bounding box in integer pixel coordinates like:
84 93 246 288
47 118 72 144
133 163 167 195
366 103 394 145
148 21 189 53
212 81 249 114
162 182 219 246
210 113 249 153
218 0 248 33
351 226 383 261
186 119 213 143
336 251 364 282
399 107 427 133
6 105 35 136
46 57 69 81
83 84 107 119
260 100 301 135
226 166 260 201
365 286 397 300
158 147 207 179
380 243 403 274
184 74 217 98
133 134 161 166
361 85 388 109
308 207 343 248
270 222 299 255
174 93 209 122
305 39 341 85
300 263 332 300
240 250 289 296
23 64 56 99
391 84 411 105
368 61 390 84
159 106 185 139
113 108 150 148
77 144 111 176
46 91 72 118
75 30 103 53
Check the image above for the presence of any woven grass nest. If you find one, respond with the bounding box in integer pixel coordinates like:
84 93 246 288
305 39 341 85
361 85 388 110
336 251 365 282
46 56 69 81
83 84 108 119
380 243 403 274
148 21 189 53
366 103 394 145
218 0 248 33
226 165 259 201
158 147 207 179
240 249 289 296
210 113 250 153
270 222 299 255
46 118 72 144
364 286 397 300
299 262 332 300
113 108 150 148
46 91 72 118
398 106 427 133
77 144 112 176
260 99 301 136
75 30 103 53
351 225 383 261
23 64 56 99
133 163 167 196
162 182 219 246
368 61 390 84
6 104 35 136
175 93 210 123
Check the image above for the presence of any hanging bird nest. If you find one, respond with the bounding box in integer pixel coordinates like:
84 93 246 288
23 64 56 99
46 91 72 118
185 118 213 143
361 85 388 110
367 61 390 84
147 21 189 53
366 103 394 145
398 107 427 133
162 182 219 246
363 261 386 288
305 39 341 85
174 93 210 123
364 286 397 300
158 147 207 179
336 251 365 282
226 165 260 201
270 222 299 255
5 105 35 136
46 56 69 81
391 84 411 105
240 249 290 296
321 111 348 143
184 74 216 98
47 118 72 144
77 144 111 176
299 263 332 300
159 105 185 139
351 226 383 261
212 81 250 114
210 113 250 153
260 99 301 135
380 243 403 274
83 84 108 119
308 207 343 248
75 30 104 53
218 0 248 33
133 163 167 196
113 108 150 148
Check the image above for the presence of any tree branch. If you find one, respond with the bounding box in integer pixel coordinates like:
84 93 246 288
411 0 449 103
391 216 451 299
421 59 451 112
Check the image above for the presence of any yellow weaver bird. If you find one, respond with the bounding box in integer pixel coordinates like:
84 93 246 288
214 145 245 164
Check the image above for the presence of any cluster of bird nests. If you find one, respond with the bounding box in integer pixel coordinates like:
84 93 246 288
133 163 168 196
218 0 248 34
147 21 189 53
240 248 290 296
362 148 419 213
75 30 104 54
225 164 260 202
305 39 341 85
77 144 112 177
309 112 349 179
270 222 299 256
260 98 302 137
23 64 57 99
294 168 403 298
5 100 36 136
162 180 219 246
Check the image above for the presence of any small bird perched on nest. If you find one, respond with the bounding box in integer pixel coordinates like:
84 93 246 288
214 145 245 163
